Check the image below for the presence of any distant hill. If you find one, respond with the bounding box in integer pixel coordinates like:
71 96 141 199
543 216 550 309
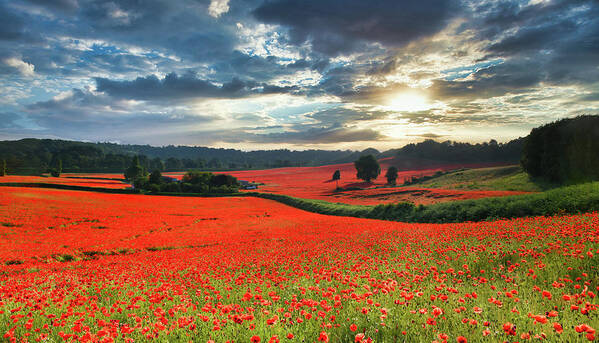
0 137 523 174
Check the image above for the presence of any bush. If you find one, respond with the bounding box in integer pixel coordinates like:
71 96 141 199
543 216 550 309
211 174 239 188
182 171 213 185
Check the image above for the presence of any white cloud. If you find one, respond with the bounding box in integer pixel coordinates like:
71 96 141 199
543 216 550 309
4 58 35 77
208 0 230 18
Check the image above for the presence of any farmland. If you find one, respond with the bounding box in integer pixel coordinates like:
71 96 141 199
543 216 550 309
163 160 523 205
1 187 598 342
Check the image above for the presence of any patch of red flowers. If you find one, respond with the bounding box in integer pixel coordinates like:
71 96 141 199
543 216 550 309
0 187 597 342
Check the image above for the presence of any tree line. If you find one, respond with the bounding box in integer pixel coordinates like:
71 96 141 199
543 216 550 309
521 115 599 183
0 137 524 175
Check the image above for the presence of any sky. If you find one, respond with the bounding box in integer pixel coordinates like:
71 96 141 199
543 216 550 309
0 0 598 151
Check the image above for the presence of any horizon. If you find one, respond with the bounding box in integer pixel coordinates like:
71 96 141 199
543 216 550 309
1 0 598 150
0 135 523 153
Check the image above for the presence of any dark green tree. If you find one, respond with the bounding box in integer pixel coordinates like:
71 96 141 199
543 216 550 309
149 157 164 172
332 169 340 188
149 170 163 184
521 115 599 183
0 159 5 176
165 157 182 171
385 166 398 185
182 170 213 185
49 157 62 177
124 156 145 180
211 174 239 187
354 155 380 183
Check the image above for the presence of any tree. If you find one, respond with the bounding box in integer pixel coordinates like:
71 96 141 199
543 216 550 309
0 159 5 176
354 155 380 182
332 169 340 188
165 157 182 171
521 115 599 183
211 174 239 187
49 157 62 177
124 156 145 181
182 171 213 185
149 157 164 172
385 166 398 185
149 170 163 184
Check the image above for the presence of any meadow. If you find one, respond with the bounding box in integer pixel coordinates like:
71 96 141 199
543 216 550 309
1 186 598 342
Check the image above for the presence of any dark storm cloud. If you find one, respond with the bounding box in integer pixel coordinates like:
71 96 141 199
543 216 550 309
95 72 299 100
253 0 459 56
473 0 599 86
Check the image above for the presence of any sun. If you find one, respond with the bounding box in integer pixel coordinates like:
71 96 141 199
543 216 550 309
387 91 431 112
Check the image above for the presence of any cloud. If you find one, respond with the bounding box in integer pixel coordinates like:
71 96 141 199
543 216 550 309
0 112 23 129
206 125 387 144
208 0 230 18
0 4 26 40
3 57 35 76
253 0 459 56
430 61 543 100
24 0 79 12
21 87 220 142
95 72 299 100
1 0 599 149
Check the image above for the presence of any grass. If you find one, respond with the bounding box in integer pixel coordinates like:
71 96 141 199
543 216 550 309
413 165 558 192
249 182 599 223
373 181 599 223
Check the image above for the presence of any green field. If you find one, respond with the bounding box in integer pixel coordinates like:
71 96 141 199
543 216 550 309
412 165 558 192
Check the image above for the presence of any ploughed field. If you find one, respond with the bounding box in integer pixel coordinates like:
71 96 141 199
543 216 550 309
1 187 598 342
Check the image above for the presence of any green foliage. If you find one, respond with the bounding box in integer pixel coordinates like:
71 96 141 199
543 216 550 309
521 115 599 183
249 182 599 224
0 137 524 175
395 138 523 163
139 170 238 194
407 165 558 192
124 156 145 181
182 170 213 185
49 157 62 177
149 170 163 184
0 159 5 176
385 166 398 185
372 182 599 223
354 155 380 182
211 174 239 187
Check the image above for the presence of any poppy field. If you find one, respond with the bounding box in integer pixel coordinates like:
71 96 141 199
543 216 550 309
164 160 515 205
1 187 598 342
0 175 130 190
